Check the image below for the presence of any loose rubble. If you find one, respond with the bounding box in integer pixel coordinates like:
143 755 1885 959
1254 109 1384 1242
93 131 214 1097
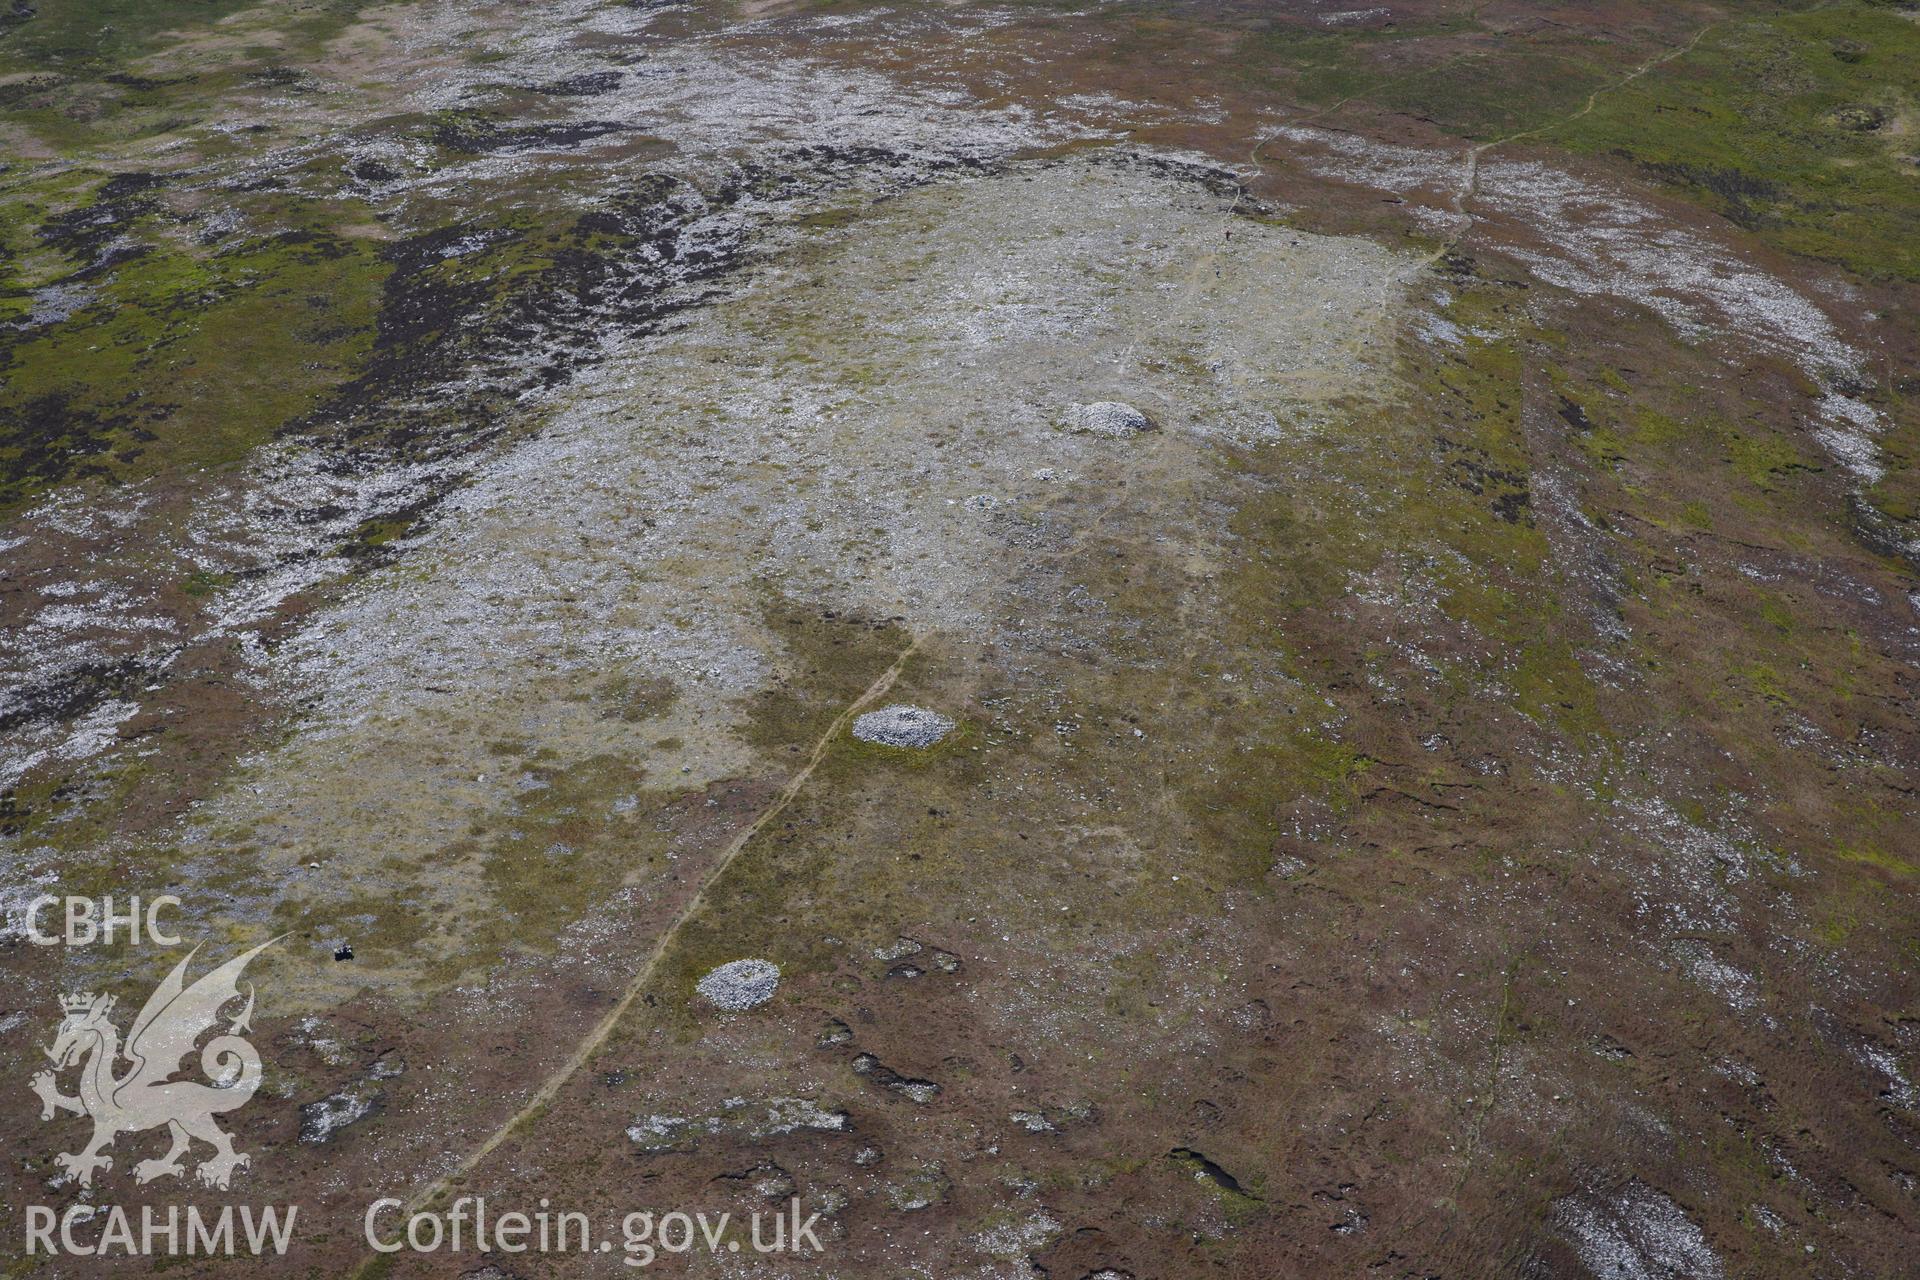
1070 401 1157 437
695 958 781 1011
852 705 955 749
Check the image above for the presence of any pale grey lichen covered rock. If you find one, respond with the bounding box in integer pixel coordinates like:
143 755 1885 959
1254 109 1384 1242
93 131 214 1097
874 935 924 960
627 1095 847 1151
696 958 780 1010
1550 1178 1724 1280
853 704 954 748
1071 400 1156 437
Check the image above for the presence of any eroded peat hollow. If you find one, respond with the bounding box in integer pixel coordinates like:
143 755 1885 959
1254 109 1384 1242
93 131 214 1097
2 2 1918 1277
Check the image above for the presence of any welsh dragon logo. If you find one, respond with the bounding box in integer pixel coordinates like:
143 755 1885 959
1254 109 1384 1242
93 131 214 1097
31 940 278 1190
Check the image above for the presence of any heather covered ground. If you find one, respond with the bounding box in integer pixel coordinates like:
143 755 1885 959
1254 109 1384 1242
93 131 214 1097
2 2 1918 1276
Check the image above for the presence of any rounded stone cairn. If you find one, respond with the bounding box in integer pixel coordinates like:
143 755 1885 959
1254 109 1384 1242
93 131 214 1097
1070 401 1157 438
696 958 780 1011
852 704 955 749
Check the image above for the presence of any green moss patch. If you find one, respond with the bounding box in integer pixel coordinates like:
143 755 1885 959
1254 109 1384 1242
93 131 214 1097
1551 3 1920 281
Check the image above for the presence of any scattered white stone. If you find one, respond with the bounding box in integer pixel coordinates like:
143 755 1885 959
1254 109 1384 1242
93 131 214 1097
852 704 954 748
17 282 94 329
973 1211 1063 1259
695 958 780 1010
1854 1041 1918 1108
886 1168 950 1211
298 1090 376 1144
1673 940 1759 1014
1070 400 1156 437
760 1096 850 1135
1552 1179 1724 1280
874 936 924 960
